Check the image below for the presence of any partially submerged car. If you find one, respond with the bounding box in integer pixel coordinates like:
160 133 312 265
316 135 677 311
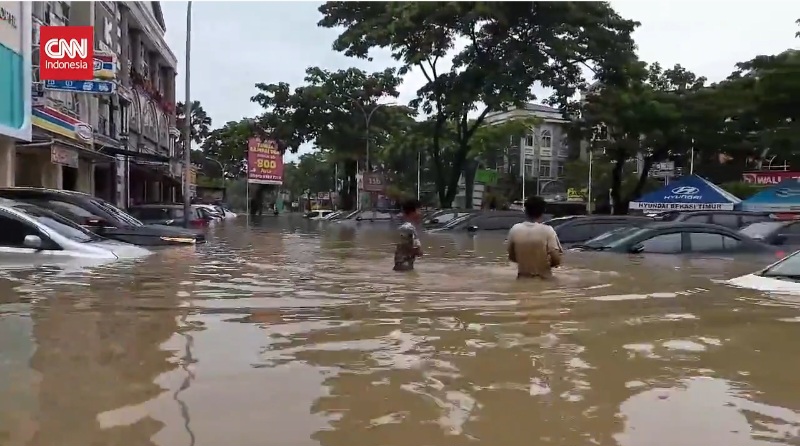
0 199 151 262
729 250 800 293
0 188 204 246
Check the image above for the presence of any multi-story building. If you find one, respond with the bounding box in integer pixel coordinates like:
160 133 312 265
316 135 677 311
484 103 573 199
5 1 179 208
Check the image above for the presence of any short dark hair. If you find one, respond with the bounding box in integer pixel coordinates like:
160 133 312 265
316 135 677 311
401 198 421 215
523 196 547 219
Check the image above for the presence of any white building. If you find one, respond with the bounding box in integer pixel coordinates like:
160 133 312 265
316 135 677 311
484 103 572 198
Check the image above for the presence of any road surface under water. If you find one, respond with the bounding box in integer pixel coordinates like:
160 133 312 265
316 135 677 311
1 215 800 446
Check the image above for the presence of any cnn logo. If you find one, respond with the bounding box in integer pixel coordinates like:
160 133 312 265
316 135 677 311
39 26 94 81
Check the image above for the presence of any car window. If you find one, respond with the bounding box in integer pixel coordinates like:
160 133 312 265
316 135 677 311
44 200 101 220
760 251 800 278
446 214 475 229
689 232 725 251
640 232 683 254
92 200 143 226
0 213 42 248
480 215 525 230
17 207 97 243
781 222 800 234
683 214 709 224
710 213 740 229
584 226 644 247
557 223 596 243
434 212 457 223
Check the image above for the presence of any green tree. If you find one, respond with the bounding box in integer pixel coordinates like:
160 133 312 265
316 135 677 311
176 100 213 152
250 66 406 209
319 1 638 207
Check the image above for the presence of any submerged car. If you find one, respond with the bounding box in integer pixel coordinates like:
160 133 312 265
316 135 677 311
729 250 800 293
571 222 779 256
554 215 654 246
430 210 526 232
128 204 220 228
652 210 774 229
423 209 478 229
739 220 800 246
0 199 151 261
0 188 204 246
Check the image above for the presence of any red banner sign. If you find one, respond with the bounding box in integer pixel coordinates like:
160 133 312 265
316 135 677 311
742 171 800 185
247 138 283 185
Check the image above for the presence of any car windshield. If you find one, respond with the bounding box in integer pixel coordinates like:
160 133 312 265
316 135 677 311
760 251 800 278
15 205 99 243
443 213 475 229
544 217 576 227
92 199 143 226
583 226 648 248
739 221 786 239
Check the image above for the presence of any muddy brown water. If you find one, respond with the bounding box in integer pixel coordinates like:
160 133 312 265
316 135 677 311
1 215 800 446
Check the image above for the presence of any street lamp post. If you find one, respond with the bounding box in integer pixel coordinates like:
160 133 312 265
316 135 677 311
182 1 193 227
205 156 225 195
347 97 395 209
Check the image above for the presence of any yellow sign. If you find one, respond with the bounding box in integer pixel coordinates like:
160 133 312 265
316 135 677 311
567 188 587 201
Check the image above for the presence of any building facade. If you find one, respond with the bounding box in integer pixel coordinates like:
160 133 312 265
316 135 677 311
485 103 573 199
2 1 179 209
0 1 32 189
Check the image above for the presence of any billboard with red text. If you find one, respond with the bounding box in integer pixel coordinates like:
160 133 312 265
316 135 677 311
247 138 283 185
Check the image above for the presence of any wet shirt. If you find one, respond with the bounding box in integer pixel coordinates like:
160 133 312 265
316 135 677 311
507 221 563 278
394 221 421 270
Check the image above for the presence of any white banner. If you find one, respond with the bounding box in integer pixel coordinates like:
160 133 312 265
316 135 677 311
630 202 734 211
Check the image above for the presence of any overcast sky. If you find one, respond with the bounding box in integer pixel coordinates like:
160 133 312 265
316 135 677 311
160 1 800 161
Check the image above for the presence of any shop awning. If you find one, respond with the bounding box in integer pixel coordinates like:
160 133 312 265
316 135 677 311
16 136 117 163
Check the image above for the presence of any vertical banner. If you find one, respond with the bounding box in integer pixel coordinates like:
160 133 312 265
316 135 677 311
247 137 283 185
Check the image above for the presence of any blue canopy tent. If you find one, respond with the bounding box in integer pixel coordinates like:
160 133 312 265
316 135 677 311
630 175 741 212
741 179 800 213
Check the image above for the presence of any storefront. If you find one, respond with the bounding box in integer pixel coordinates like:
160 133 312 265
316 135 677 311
16 106 115 192
0 1 32 187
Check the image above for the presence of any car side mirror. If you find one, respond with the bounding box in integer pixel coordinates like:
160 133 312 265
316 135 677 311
773 234 787 245
23 234 42 250
629 243 644 254
467 225 478 232
429 218 439 224
356 216 363 221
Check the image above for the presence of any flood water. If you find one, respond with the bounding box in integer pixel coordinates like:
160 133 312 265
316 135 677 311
2 215 800 446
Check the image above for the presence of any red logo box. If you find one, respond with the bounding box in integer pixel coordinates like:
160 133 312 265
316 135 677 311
39 26 94 81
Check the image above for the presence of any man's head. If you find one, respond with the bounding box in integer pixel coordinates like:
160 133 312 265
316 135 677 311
401 198 422 222
523 196 547 221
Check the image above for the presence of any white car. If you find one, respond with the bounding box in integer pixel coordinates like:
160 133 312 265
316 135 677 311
305 210 334 220
196 204 237 220
0 200 151 262
728 249 800 293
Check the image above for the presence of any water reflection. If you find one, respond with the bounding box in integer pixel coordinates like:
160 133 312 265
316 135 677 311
0 216 799 446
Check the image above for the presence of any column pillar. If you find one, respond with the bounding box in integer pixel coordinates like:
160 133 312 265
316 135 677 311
0 137 15 187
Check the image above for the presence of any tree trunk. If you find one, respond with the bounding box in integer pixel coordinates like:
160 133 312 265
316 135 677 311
630 156 655 201
463 160 478 209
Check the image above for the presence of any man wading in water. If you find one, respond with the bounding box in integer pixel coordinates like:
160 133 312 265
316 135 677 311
508 196 563 279
394 199 423 271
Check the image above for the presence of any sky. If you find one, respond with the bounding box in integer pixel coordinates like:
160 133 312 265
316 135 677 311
159 1 800 162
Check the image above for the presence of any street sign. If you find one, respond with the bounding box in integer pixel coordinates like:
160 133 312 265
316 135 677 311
44 79 116 94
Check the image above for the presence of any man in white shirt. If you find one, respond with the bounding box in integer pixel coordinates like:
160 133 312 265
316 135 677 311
507 196 563 279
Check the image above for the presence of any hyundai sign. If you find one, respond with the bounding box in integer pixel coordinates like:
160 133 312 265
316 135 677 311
630 185 734 211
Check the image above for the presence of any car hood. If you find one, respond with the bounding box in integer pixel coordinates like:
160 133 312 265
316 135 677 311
728 273 800 293
107 224 204 240
90 240 152 259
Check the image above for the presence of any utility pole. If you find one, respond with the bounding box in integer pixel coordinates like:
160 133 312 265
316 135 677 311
182 1 193 227
347 97 394 209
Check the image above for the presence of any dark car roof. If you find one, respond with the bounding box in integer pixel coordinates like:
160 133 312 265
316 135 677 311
673 210 771 216
0 187 92 198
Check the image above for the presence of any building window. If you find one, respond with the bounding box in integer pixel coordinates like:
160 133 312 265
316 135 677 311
524 159 535 178
556 162 565 177
595 124 608 141
538 161 551 178
525 134 534 147
540 130 552 149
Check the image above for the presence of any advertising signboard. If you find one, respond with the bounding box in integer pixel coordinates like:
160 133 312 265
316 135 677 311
742 171 800 185
247 138 283 185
